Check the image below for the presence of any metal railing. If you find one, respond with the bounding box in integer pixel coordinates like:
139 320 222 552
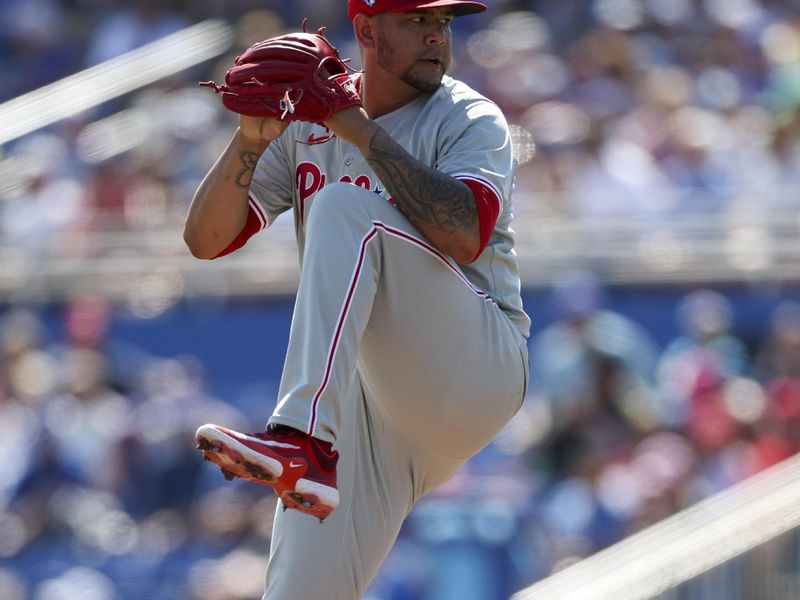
510 454 800 600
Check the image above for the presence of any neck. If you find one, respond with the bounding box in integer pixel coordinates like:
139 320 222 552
361 66 424 119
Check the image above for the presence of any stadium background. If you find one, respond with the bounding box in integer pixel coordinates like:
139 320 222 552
1 0 799 598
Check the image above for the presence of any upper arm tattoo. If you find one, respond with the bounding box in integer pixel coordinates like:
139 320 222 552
365 128 476 234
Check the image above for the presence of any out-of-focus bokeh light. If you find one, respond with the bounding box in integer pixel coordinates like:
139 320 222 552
489 54 571 107
638 231 688 272
593 0 646 31
194 487 255 537
521 102 591 146
703 0 762 30
139 509 189 558
8 349 57 402
632 433 696 497
596 463 643 517
466 29 512 69
0 569 27 600
677 290 733 337
695 68 743 110
725 226 772 272
644 0 693 25
0 512 30 558
237 10 284 47
491 11 550 53
34 567 117 600
669 107 728 151
187 549 267 600
126 271 185 318
640 66 693 110
724 377 767 423
762 22 800 65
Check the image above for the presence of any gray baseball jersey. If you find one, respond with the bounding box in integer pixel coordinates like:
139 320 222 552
245 74 530 338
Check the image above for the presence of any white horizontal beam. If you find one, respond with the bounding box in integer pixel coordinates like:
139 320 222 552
0 20 234 147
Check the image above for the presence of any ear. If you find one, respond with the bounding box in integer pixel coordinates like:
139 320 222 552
353 14 377 50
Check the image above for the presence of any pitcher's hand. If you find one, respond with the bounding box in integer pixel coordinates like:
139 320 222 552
239 115 289 147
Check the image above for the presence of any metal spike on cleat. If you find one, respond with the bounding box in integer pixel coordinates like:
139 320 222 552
245 463 273 481
198 438 222 452
220 468 236 481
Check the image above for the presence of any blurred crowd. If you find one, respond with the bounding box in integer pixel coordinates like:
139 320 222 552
2 0 800 598
507 277 800 589
1 280 799 598
0 297 273 599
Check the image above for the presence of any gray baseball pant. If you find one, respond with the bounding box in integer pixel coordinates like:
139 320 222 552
264 183 528 599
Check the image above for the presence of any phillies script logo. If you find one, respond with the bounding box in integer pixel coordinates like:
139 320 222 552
296 162 389 222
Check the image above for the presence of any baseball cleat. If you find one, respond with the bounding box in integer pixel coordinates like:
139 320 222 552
195 423 339 521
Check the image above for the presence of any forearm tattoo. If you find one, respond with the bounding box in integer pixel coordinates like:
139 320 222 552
366 128 476 234
236 151 260 188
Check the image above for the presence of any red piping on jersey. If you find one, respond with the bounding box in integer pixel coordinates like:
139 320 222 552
306 220 495 436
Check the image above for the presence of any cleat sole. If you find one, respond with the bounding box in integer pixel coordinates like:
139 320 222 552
195 425 337 521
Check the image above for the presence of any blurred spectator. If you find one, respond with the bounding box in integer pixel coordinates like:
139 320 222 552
530 271 661 435
83 0 189 67
517 272 662 573
656 289 749 433
0 0 81 101
755 300 800 380
0 134 86 254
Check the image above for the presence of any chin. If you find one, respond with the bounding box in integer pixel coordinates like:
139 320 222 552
403 72 444 94
414 80 442 93
400 60 449 93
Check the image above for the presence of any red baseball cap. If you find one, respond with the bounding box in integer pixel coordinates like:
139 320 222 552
347 0 487 21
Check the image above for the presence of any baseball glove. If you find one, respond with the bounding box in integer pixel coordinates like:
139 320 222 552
200 20 361 123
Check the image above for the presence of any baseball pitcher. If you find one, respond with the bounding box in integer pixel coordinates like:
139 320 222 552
185 0 531 597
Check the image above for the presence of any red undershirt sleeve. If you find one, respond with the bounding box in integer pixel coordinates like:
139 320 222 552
213 196 268 259
459 177 502 263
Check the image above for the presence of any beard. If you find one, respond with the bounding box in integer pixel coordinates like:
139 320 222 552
376 30 448 94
